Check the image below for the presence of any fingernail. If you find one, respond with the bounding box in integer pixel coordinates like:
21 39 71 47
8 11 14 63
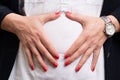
66 11 72 15
64 54 69 59
64 61 71 66
75 66 81 72
55 11 60 15
92 67 95 72
53 63 58 68
42 67 48 72
54 55 59 59
31 65 35 71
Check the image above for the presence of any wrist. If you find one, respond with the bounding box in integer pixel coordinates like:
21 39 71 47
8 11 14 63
1 13 24 34
107 15 120 32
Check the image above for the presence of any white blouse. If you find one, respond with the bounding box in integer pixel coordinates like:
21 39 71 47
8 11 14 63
9 0 104 80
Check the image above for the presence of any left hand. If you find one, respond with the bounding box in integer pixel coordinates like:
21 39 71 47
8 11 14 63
64 12 107 72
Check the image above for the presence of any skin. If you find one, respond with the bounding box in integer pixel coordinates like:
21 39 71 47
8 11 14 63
64 12 120 72
1 12 119 72
1 13 61 71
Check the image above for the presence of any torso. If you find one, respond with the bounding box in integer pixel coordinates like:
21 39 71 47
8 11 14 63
9 0 104 80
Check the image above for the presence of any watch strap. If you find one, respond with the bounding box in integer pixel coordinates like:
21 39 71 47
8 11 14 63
101 16 111 24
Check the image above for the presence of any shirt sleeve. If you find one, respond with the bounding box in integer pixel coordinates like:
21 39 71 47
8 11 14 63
0 4 13 25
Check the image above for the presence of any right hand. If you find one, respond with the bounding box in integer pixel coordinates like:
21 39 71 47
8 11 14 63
1 12 61 72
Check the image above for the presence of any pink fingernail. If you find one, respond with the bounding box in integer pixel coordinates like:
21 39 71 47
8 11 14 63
92 67 95 72
54 55 59 59
75 66 81 72
55 11 61 15
42 67 48 72
31 65 35 71
66 11 72 15
64 61 71 66
53 63 58 68
64 54 69 59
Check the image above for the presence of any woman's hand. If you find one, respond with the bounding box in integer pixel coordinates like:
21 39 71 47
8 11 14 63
64 12 107 72
1 12 60 72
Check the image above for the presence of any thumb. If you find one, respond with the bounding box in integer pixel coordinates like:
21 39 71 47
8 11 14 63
41 12 61 24
65 12 86 25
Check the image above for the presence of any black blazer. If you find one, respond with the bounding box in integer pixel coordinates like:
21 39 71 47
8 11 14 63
0 0 120 80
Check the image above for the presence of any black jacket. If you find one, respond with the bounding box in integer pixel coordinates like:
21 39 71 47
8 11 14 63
0 0 120 80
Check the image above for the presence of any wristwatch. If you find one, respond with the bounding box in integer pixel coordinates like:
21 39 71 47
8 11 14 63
101 16 116 38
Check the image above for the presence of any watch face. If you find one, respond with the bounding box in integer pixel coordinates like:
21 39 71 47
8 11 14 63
106 23 115 36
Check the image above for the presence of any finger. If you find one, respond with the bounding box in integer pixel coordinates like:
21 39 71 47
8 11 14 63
39 33 59 59
40 12 61 24
29 42 48 72
23 45 34 70
75 45 96 72
65 12 87 25
64 32 86 59
91 47 101 72
91 37 106 72
33 39 58 68
64 40 90 66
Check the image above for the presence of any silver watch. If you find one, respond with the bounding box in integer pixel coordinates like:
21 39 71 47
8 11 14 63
101 16 116 37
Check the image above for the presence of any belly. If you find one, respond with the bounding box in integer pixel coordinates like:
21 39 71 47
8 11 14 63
44 13 82 54
10 1 104 80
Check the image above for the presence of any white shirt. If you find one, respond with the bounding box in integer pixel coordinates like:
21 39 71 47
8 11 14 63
9 0 104 80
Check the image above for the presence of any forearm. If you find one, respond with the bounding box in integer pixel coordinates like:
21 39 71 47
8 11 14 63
1 13 25 34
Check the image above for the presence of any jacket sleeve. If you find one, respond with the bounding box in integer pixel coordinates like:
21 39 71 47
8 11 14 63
0 4 13 25
111 6 120 23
